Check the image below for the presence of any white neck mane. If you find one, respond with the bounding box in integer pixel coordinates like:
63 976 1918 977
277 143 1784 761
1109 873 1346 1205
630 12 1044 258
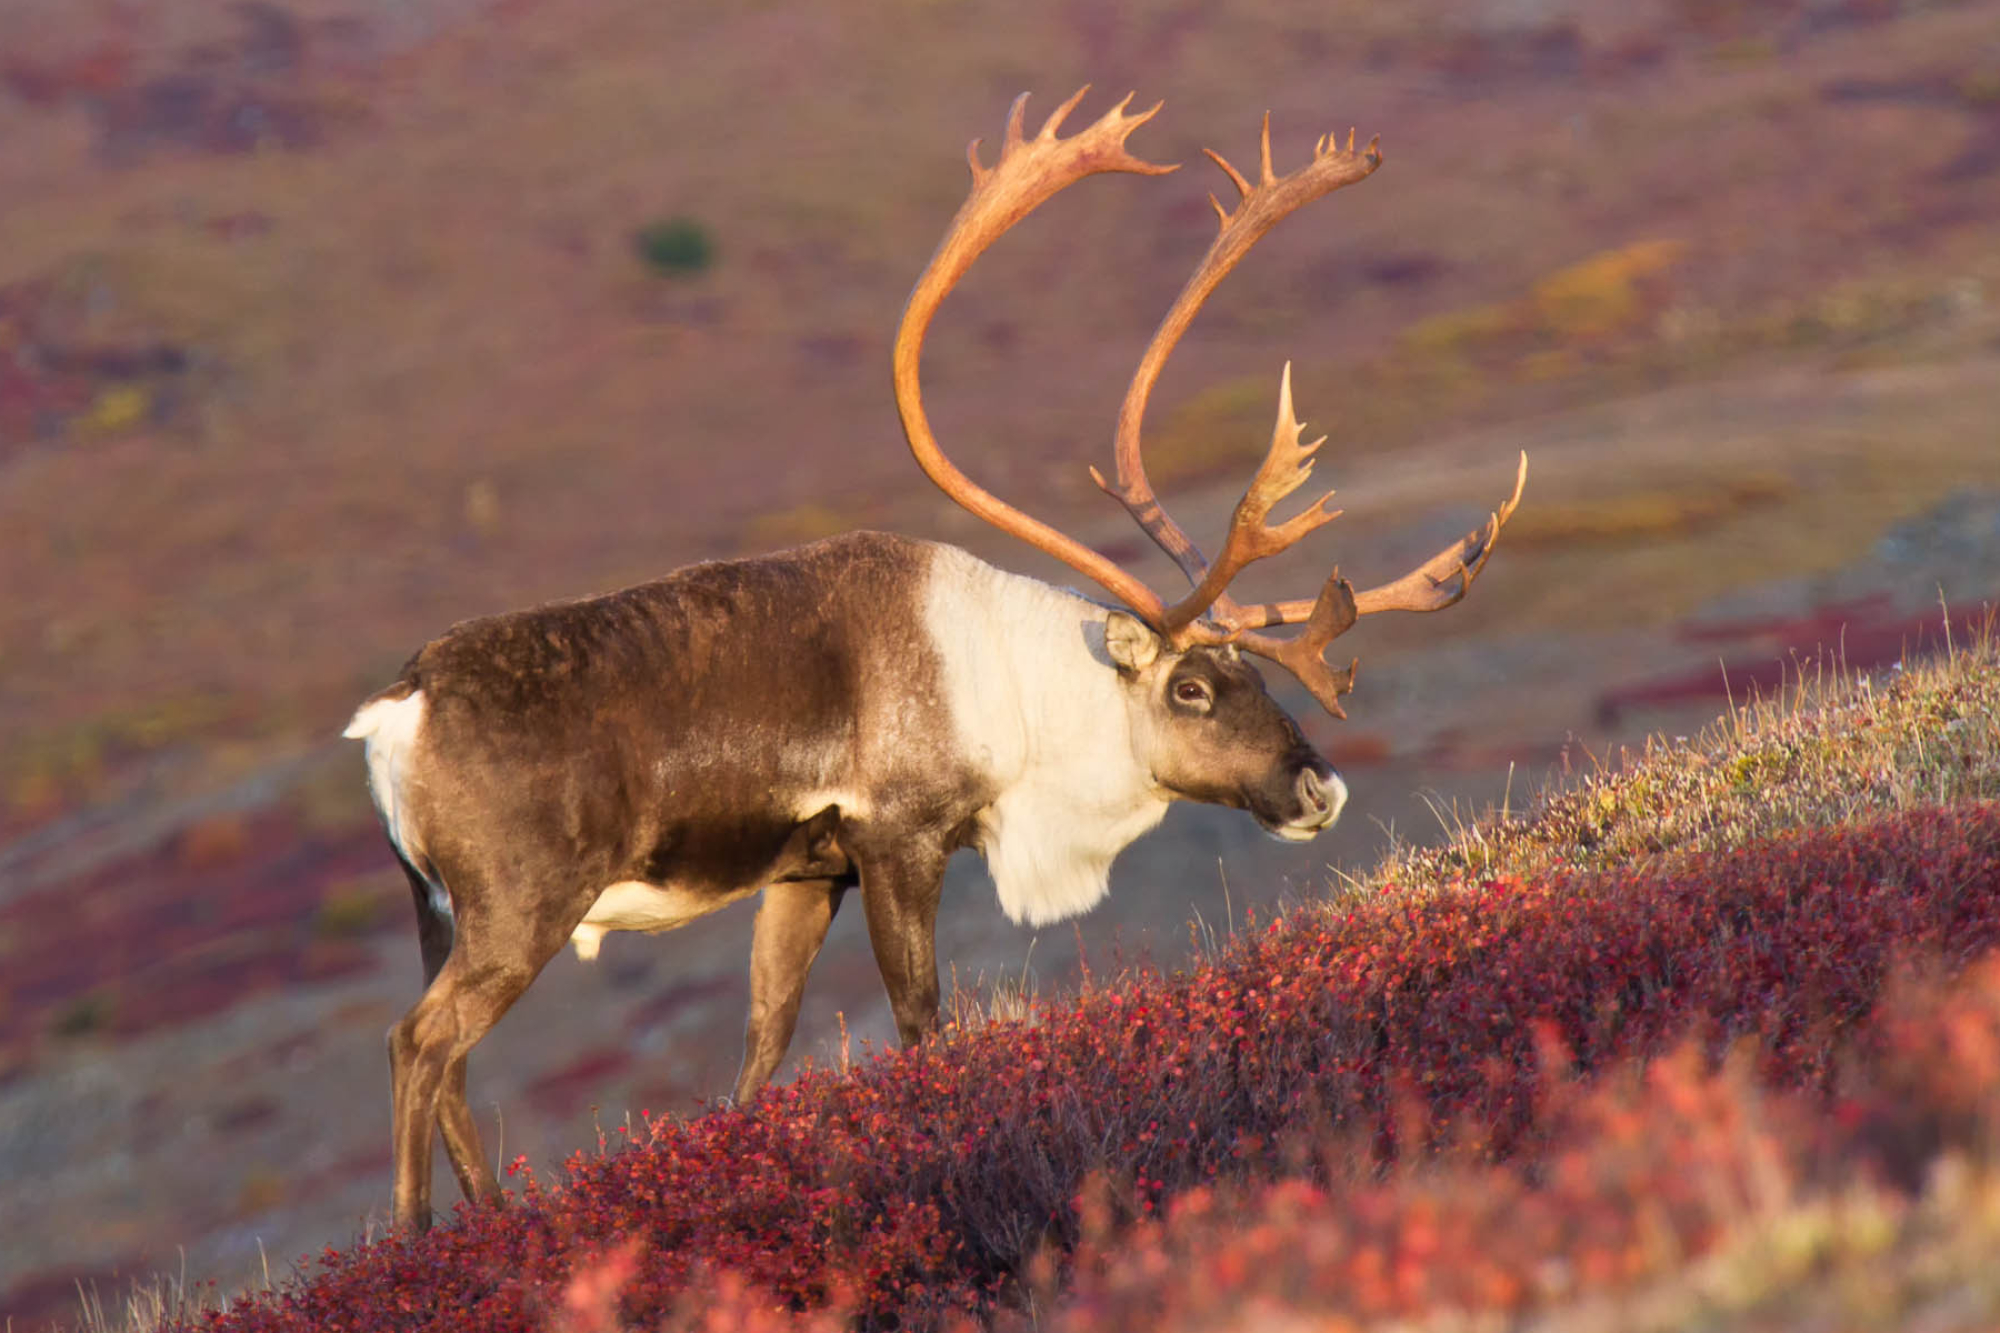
921 545 1170 927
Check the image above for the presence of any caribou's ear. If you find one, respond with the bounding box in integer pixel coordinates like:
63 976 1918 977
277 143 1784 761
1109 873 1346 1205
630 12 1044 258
1103 611 1162 673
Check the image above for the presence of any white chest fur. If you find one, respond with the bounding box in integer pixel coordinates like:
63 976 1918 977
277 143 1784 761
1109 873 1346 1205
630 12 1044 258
921 546 1169 927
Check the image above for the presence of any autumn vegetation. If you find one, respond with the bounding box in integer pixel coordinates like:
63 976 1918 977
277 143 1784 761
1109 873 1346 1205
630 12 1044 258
8 1 2000 1326
82 620 1989 1331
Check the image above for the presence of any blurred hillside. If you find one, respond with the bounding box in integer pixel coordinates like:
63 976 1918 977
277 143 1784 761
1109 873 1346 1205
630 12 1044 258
1 0 1997 1324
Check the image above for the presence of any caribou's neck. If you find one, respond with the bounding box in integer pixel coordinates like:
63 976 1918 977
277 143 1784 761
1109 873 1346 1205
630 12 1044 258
922 544 1170 927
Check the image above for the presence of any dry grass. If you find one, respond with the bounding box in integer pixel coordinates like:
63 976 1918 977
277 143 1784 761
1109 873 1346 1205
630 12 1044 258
68 1251 256 1333
1514 1159 2000 1333
1367 608 2000 891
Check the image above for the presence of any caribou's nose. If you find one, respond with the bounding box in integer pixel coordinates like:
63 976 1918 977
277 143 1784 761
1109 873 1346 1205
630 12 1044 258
1297 765 1348 828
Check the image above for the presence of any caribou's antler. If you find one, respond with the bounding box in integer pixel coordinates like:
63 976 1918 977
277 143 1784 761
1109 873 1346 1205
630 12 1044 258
893 91 1527 717
1092 116 1380 618
1215 445 1528 716
894 87 1177 627
1150 361 1340 638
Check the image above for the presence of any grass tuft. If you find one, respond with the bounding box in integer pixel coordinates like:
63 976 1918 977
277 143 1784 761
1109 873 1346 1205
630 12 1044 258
1374 608 1999 889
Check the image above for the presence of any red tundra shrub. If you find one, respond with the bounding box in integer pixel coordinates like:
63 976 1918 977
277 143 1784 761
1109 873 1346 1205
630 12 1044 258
1044 956 2000 1332
179 802 2000 1332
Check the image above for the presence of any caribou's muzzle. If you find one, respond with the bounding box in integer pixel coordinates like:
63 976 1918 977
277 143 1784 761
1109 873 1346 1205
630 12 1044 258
1258 760 1347 842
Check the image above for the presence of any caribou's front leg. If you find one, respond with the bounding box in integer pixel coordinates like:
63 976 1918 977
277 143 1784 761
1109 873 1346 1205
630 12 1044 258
856 839 950 1047
735 877 849 1102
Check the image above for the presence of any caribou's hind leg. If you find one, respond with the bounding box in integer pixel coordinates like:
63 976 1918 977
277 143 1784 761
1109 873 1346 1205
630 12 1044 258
732 803 855 1101
387 859 579 1232
394 856 502 1210
401 852 454 983
735 875 852 1102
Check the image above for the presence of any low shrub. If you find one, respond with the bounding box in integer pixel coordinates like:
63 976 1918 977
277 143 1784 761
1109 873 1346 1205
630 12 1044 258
634 219 715 276
178 800 2000 1332
1043 955 2000 1332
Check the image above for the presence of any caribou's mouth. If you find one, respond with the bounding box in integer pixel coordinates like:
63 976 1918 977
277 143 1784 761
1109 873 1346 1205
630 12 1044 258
1263 808 1338 843
1260 765 1346 842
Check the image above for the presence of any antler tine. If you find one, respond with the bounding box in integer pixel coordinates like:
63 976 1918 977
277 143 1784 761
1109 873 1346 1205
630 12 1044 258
1203 146 1253 203
1233 570 1361 719
1155 362 1341 637
1228 451 1528 631
1033 85 1092 142
1219 452 1524 717
1096 119 1383 615
898 90 1178 625
1350 449 1527 616
1199 111 1279 203
1002 88 1032 153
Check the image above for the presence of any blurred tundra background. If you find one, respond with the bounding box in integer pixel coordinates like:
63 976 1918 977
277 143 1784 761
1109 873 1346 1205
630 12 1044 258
1 0 1997 1321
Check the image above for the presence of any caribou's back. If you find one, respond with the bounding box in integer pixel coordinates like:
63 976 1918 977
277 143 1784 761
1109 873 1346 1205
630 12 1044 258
355 532 968 903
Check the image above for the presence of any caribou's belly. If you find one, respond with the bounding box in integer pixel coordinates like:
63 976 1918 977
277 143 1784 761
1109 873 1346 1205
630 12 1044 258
569 880 756 961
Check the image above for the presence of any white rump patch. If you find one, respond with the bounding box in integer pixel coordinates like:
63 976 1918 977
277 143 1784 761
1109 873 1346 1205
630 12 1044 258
569 880 754 961
344 691 449 919
922 547 1169 928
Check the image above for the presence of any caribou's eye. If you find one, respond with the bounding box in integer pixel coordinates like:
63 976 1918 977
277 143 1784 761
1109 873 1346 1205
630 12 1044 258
1172 678 1213 711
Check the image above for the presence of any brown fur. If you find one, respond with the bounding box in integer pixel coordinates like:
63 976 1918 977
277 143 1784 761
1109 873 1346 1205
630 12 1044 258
369 534 991 1230
358 530 1336 1231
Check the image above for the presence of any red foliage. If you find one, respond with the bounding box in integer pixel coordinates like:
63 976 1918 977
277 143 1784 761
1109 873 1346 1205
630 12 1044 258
176 802 2000 1332
1 811 388 1057
1045 954 2000 1331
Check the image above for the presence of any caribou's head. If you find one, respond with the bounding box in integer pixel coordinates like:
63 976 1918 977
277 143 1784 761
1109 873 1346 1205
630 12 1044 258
1102 611 1342 841
893 88 1528 844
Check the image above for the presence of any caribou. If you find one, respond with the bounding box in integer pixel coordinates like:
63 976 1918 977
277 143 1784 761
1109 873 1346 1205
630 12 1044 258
346 88 1526 1231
